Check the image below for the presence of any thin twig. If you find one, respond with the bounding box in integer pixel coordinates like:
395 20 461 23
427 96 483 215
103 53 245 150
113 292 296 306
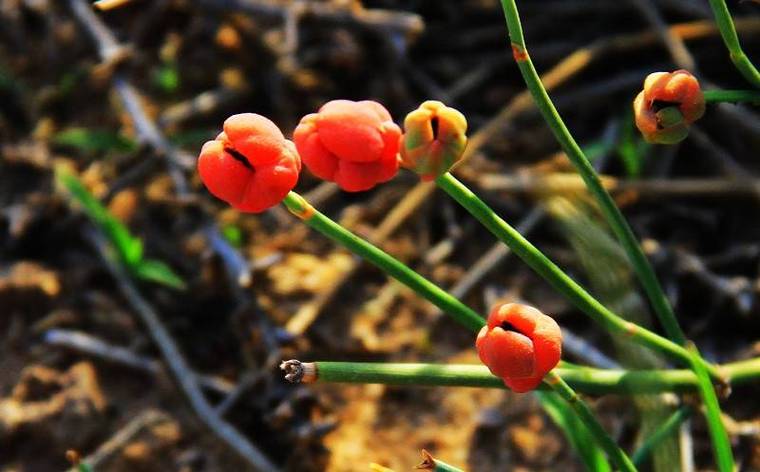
197 0 424 36
43 328 235 395
673 248 754 315
82 409 169 469
562 327 621 369
94 0 137 11
86 229 279 471
477 173 760 199
680 416 696 472
66 0 192 193
214 369 267 416
205 225 253 288
159 87 244 129
628 0 696 71
687 125 747 178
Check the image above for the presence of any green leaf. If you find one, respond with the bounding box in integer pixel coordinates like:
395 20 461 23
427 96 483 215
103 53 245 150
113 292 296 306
57 169 143 267
221 224 243 247
78 462 94 472
53 128 138 154
536 391 612 472
153 63 179 94
58 169 186 291
133 259 186 290
114 228 143 266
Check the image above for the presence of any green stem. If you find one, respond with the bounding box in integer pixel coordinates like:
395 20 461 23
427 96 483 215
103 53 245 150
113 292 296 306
536 390 612 472
438 172 733 468
435 173 722 380
281 192 485 332
706 0 760 88
291 360 639 471
704 89 760 104
686 343 735 472
426 461 462 472
498 0 688 350
631 406 692 467
545 372 637 472
299 358 760 395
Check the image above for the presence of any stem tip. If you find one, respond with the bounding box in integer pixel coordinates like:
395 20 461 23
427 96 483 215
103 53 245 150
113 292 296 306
415 450 435 470
280 359 317 383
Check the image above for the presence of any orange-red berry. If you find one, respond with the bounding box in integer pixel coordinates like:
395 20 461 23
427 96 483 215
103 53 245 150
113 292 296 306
476 303 562 393
198 113 301 213
293 100 402 192
633 70 705 144
400 101 467 181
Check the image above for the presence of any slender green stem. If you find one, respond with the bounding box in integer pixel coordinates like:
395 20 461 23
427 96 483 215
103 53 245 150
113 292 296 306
631 406 692 467
435 173 724 380
289 360 639 470
498 0 687 349
536 391 612 472
706 0 760 88
298 358 760 395
281 192 485 332
438 172 732 467
545 372 637 472
425 461 462 472
704 89 760 104
687 344 735 472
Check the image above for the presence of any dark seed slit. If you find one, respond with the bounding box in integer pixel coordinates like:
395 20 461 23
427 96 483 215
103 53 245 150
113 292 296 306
225 147 254 171
430 117 439 139
651 99 680 113
500 321 520 333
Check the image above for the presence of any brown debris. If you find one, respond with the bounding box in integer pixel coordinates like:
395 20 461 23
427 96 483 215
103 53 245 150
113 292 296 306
0 362 107 447
268 253 353 295
0 262 61 298
115 419 182 469
508 414 562 464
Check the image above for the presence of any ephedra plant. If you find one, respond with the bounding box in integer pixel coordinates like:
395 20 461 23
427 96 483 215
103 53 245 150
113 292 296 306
194 1 760 470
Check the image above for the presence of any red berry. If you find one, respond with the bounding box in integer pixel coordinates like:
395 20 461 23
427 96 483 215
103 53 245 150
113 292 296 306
293 100 401 192
476 303 562 393
197 113 301 213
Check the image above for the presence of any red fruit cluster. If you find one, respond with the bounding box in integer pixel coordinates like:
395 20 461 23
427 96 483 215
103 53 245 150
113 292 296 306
197 113 301 213
476 303 562 393
294 100 402 192
197 100 470 210
633 70 705 144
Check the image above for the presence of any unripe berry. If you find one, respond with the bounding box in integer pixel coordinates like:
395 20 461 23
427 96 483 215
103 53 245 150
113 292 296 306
634 70 704 144
400 101 467 181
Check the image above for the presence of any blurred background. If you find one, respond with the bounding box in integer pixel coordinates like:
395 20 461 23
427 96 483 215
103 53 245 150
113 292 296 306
2 0 760 470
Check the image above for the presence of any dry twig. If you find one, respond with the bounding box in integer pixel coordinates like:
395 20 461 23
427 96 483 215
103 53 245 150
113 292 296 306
86 229 279 471
44 329 235 395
